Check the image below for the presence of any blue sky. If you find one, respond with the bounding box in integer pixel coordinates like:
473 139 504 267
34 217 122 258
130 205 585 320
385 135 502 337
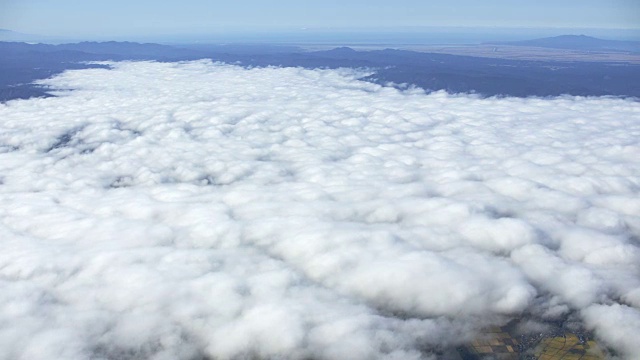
1 0 639 38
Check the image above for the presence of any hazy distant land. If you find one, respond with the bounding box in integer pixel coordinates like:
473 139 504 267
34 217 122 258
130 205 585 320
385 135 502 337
2 35 640 102
301 35 640 63
317 44 640 64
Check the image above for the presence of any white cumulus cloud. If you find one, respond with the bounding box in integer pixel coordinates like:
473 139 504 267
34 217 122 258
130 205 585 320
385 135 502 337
0 60 639 359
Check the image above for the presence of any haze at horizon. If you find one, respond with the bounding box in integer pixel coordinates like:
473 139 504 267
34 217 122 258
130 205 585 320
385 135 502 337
1 0 639 40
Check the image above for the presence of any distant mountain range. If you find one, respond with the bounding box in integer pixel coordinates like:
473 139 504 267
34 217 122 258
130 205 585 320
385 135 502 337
1 41 207 59
487 35 640 53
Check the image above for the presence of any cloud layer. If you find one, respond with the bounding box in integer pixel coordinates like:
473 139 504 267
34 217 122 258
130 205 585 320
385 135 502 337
0 60 639 359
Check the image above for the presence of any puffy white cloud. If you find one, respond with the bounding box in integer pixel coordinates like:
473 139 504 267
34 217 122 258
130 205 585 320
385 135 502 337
583 304 640 359
0 60 639 359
